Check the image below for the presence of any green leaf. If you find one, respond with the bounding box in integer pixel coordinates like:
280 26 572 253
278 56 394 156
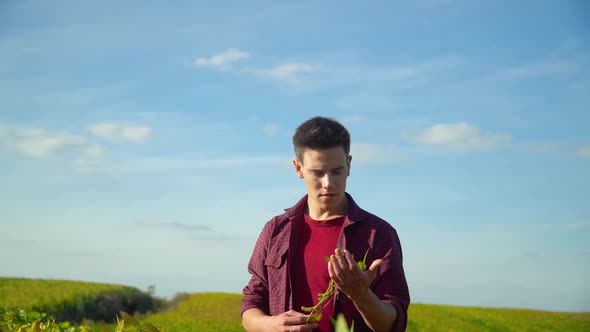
141 323 161 332
97 323 112 332
325 256 331 263
357 261 366 271
311 310 322 323
26 311 41 321
119 311 140 328
301 306 314 313
332 314 350 332
357 248 370 271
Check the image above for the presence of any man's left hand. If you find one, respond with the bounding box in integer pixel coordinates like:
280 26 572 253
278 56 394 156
328 248 382 302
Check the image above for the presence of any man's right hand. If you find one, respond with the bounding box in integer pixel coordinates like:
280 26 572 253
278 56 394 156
243 309 318 332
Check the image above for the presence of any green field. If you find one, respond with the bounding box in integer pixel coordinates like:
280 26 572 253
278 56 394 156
138 293 243 332
407 303 590 331
1 278 589 331
135 293 590 332
0 277 161 324
0 277 133 310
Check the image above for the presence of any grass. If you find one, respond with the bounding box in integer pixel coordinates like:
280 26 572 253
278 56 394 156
136 293 243 332
0 277 133 311
407 303 590 332
2 278 589 331
132 294 590 332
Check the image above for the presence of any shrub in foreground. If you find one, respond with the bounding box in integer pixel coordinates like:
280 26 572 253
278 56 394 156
0 308 165 332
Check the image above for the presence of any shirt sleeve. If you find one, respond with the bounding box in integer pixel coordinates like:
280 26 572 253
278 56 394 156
372 227 410 332
241 221 272 316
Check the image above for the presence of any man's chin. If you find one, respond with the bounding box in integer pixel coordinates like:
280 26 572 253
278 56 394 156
318 195 344 207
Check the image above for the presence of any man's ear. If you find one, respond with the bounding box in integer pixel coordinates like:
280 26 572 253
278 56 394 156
347 155 352 176
293 159 304 178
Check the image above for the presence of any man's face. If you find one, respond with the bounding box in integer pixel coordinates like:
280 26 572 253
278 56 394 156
293 146 352 214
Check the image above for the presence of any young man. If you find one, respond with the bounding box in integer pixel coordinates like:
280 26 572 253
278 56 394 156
241 117 410 332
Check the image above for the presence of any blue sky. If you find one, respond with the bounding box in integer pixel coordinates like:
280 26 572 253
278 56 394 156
1 0 589 312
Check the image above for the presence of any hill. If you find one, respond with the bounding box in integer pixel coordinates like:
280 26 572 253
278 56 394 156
0 277 133 310
139 293 590 332
1 278 589 331
0 277 162 322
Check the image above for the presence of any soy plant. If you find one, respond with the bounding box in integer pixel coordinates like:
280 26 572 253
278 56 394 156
333 314 354 332
0 306 88 332
301 249 369 323
0 308 166 332
95 312 165 332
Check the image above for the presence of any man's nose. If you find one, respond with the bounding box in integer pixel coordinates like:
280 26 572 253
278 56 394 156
321 174 333 188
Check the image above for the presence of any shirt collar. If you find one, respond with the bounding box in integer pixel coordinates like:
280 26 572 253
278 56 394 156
284 192 369 226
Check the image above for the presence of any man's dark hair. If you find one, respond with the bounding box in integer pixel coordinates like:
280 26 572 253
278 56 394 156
293 116 351 162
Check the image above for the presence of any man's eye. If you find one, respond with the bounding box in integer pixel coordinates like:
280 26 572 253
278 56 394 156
333 171 341 175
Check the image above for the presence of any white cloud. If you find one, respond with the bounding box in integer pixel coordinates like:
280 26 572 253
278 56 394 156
119 155 289 173
83 144 108 159
577 146 590 158
246 63 320 83
402 122 511 152
89 123 152 143
288 56 461 94
263 123 280 137
0 123 8 137
12 128 86 158
351 142 402 165
72 159 99 174
0 123 117 174
496 60 579 80
139 221 212 232
193 48 249 70
529 142 563 153
72 144 109 174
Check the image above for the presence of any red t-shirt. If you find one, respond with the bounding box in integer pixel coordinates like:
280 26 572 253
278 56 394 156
292 213 345 332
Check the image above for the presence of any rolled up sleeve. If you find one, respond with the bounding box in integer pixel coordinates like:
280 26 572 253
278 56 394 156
241 222 271 316
373 228 410 332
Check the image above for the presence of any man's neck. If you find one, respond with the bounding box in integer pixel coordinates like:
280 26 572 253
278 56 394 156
306 197 348 220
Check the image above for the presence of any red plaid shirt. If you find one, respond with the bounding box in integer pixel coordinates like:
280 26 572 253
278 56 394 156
241 193 410 332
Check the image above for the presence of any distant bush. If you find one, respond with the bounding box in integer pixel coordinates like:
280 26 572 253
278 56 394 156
54 288 166 323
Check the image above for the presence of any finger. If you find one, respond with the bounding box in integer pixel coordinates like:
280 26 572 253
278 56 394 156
335 248 349 271
285 310 308 317
285 315 310 325
343 249 359 271
303 323 319 331
367 258 383 282
291 323 318 332
328 260 343 286
330 254 343 276
368 258 383 272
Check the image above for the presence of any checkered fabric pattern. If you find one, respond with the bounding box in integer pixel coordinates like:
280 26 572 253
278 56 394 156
241 193 410 332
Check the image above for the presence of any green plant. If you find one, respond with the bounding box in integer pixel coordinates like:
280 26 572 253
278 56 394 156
103 312 165 332
0 307 88 332
301 249 369 323
0 308 168 332
0 278 164 325
332 314 354 332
